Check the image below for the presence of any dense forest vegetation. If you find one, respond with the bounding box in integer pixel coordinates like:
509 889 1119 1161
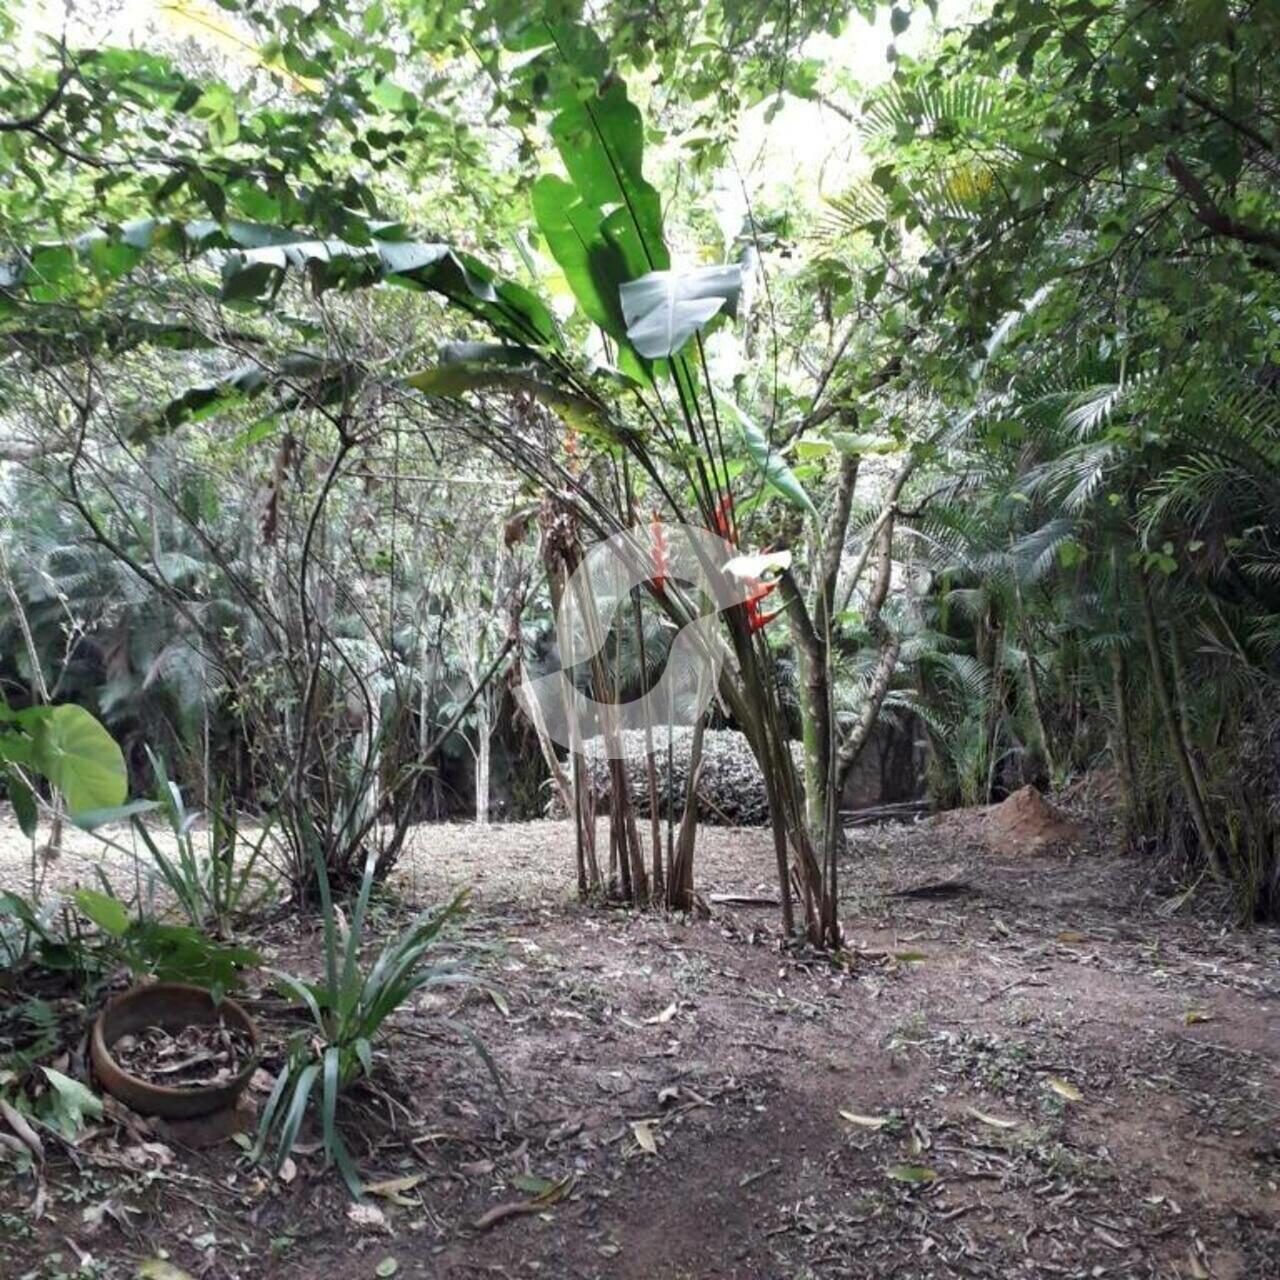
4 0 1277 915
0 0 1277 1274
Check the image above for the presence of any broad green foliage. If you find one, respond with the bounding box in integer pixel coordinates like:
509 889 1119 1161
258 829 471 1195
620 265 743 359
0 701 125 819
1 0 1277 917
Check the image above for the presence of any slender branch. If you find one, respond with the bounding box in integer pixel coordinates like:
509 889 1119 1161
1182 85 1276 155
1165 151 1280 260
0 66 76 133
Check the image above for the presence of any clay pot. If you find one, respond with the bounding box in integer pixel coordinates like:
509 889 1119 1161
91 982 259 1119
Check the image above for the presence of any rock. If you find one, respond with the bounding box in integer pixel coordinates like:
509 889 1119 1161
567 728 804 826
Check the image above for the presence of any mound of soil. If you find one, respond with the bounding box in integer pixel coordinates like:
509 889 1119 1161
936 784 1086 855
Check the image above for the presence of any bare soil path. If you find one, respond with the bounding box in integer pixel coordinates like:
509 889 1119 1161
2 810 1277 1279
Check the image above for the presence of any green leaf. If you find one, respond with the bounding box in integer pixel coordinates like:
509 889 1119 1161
532 174 634 344
511 1172 556 1194
71 799 159 831
714 394 815 515
30 705 126 815
8 770 37 840
276 1062 319 1166
548 77 667 272
405 367 627 445
375 1259 399 1277
829 432 904 457
40 1067 103 1138
619 264 741 359
73 888 131 938
886 1164 936 1185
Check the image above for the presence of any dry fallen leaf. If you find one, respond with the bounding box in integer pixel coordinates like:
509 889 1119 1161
632 1120 658 1155
1056 930 1087 944
470 1174 575 1231
124 1142 175 1169
1184 1009 1214 1025
347 1202 389 1233
1186 1245 1211 1279
1046 1077 1083 1102
967 1107 1020 1130
277 1156 297 1184
645 1003 677 1025
137 1262 196 1280
839 1111 889 1129
366 1174 424 1206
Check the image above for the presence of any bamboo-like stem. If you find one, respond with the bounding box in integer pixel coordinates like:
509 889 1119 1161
1137 571 1224 881
1109 645 1139 834
1167 622 1209 804
1015 583 1058 782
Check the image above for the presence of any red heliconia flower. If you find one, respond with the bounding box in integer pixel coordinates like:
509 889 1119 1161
747 602 780 634
711 492 736 545
744 576 780 634
650 512 670 593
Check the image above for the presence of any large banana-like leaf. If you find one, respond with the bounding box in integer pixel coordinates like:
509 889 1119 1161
149 352 353 440
532 176 633 343
2 217 560 352
530 66 673 380
406 365 633 446
619 265 743 359
547 77 667 274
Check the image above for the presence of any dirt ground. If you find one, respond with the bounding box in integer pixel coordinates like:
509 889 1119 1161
1 803 1278 1279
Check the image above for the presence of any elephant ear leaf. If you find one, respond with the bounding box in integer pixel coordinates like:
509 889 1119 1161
31 704 127 816
619 264 742 359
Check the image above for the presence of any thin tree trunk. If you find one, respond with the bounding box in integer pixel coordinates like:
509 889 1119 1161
0 542 63 879
567 540 646 902
668 712 705 911
786 575 833 843
985 641 1003 804
543 531 599 893
1014 583 1057 781
1167 623 1209 803
835 519 902 795
633 594 664 898
530 686 572 812
1137 572 1224 880
1109 646 1139 833
476 697 491 826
